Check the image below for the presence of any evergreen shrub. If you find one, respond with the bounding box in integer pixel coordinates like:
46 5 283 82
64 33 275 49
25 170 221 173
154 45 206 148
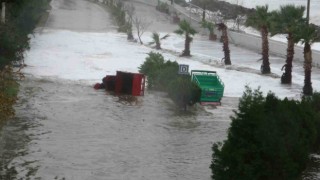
0 0 49 121
156 2 169 14
211 87 320 180
139 52 201 108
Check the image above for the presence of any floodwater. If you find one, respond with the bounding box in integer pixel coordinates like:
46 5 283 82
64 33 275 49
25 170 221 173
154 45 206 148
0 77 237 179
1 0 319 179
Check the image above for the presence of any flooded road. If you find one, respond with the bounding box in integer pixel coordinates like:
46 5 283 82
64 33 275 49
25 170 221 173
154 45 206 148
1 77 236 179
0 0 238 177
1 0 319 179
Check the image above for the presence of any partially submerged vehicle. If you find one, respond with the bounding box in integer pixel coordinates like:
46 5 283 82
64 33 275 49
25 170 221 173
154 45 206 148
94 71 145 96
191 70 224 105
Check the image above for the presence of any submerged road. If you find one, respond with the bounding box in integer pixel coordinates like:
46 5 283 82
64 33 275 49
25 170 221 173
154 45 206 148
1 0 319 179
46 0 114 32
0 0 238 179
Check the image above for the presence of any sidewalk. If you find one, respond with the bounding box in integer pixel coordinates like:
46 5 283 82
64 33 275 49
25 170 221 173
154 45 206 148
169 1 320 67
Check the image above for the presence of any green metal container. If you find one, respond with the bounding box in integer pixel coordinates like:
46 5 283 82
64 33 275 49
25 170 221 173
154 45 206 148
191 70 224 105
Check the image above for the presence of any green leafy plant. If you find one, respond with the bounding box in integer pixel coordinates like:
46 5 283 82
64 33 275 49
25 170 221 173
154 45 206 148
0 0 49 122
211 86 320 180
139 52 201 109
148 32 170 49
174 20 197 56
201 20 216 41
156 2 169 14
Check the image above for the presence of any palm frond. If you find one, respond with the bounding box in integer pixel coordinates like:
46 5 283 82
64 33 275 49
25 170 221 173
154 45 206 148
174 29 184 35
160 34 170 40
152 32 160 40
246 5 270 29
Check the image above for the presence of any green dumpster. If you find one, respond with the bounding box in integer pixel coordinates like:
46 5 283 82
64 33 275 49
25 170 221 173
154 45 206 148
191 70 224 105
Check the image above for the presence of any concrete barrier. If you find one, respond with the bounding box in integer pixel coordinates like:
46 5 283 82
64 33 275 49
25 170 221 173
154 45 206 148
227 30 320 67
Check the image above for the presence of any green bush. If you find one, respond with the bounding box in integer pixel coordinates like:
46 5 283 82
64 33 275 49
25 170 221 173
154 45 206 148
302 92 320 151
139 52 201 109
0 25 29 69
108 2 127 32
211 87 320 180
0 0 49 122
168 76 201 108
156 2 169 14
0 0 49 69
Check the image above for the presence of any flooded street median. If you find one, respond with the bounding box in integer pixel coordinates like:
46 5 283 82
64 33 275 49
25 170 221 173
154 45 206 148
0 77 237 179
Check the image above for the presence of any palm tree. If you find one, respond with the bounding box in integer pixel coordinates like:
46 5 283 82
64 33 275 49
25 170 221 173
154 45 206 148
201 20 216 41
148 32 170 50
174 19 197 56
296 24 317 95
300 0 317 96
270 5 305 84
217 23 231 65
246 5 271 74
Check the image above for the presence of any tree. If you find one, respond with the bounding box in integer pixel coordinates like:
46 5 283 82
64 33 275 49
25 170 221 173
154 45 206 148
200 0 209 21
201 20 216 41
174 19 197 56
138 52 201 110
124 2 135 40
211 87 319 180
296 24 317 95
148 32 169 50
246 5 271 74
132 16 151 44
0 0 49 125
217 23 231 65
270 5 305 84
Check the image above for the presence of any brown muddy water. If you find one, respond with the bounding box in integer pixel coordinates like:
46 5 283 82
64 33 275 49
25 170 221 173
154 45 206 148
1 78 320 179
1 77 237 180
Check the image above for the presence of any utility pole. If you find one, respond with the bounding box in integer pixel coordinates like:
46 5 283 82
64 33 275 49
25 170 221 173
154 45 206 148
306 0 310 25
1 2 5 23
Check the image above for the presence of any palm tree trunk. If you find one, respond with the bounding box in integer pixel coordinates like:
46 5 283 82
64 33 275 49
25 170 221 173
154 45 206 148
156 42 161 49
209 31 216 41
202 5 206 22
182 33 191 56
127 31 134 40
261 26 270 74
221 24 231 65
281 32 294 84
303 42 313 95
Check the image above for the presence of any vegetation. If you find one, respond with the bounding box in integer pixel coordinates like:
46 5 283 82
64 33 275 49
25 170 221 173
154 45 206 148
201 20 216 41
246 5 271 74
0 67 19 122
0 0 50 122
295 23 318 95
270 5 305 84
123 3 135 40
174 20 197 56
217 23 231 65
172 0 187 6
148 32 170 49
132 16 151 44
211 87 320 180
156 1 169 14
108 1 127 32
139 52 201 110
